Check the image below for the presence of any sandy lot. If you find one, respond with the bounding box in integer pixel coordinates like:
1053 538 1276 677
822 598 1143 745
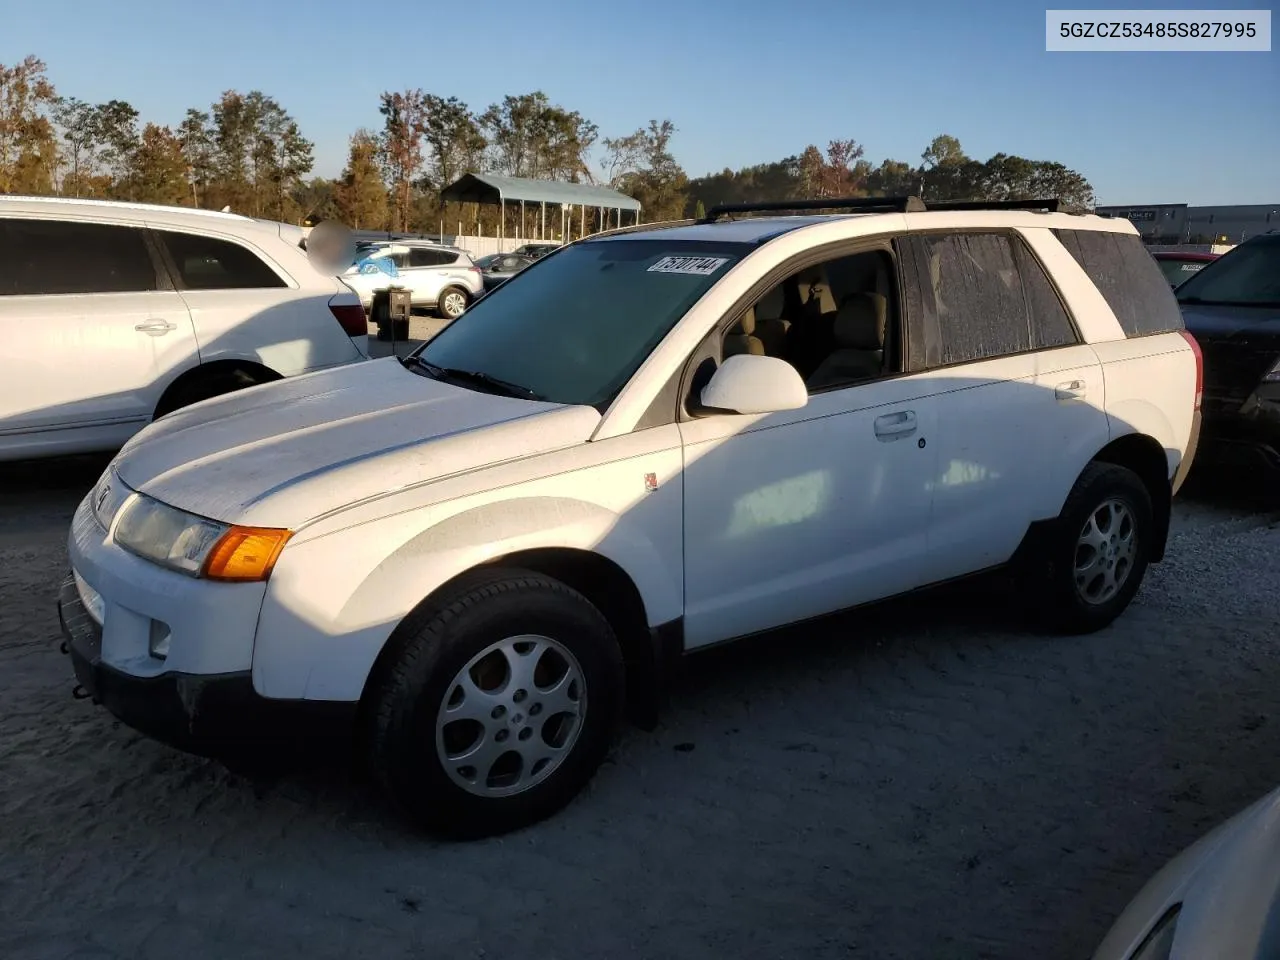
2 451 1279 960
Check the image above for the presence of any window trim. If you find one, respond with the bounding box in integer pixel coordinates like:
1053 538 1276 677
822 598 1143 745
0 214 173 297
148 227 293 292
674 235 911 424
897 226 1084 374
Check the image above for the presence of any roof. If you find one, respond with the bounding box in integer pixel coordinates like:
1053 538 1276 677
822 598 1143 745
591 215 871 244
440 173 641 212
0 195 284 235
586 209 1131 245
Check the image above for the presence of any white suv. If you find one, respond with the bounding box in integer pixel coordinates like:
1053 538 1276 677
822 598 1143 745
342 240 484 319
0 197 369 462
59 198 1201 839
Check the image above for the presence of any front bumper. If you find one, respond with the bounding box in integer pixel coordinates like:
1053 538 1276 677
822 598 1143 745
1197 390 1280 471
59 575 355 757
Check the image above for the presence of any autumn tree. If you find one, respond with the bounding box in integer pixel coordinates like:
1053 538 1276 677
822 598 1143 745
481 92 597 181
336 129 388 229
178 109 214 207
125 123 188 205
603 119 687 221
378 89 428 231
52 96 98 195
0 56 59 194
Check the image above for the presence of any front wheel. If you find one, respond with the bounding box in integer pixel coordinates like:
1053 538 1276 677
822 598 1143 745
437 286 468 319
1029 462 1154 634
366 570 625 839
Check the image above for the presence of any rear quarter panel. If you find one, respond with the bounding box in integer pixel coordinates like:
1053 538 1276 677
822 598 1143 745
156 224 363 376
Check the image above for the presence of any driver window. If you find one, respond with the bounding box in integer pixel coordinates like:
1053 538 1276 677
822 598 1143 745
720 249 903 394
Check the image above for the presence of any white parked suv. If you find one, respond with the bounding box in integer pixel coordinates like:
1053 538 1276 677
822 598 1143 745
342 240 484 319
59 197 1202 839
0 197 369 462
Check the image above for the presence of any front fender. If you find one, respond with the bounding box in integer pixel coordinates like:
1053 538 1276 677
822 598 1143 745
252 494 682 701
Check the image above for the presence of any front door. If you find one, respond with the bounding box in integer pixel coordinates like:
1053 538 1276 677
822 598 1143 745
680 380 940 649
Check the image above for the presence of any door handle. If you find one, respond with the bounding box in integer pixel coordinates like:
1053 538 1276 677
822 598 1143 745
1055 380 1086 401
134 319 177 336
874 410 917 440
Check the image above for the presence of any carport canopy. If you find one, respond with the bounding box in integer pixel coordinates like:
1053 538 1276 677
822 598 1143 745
440 173 642 239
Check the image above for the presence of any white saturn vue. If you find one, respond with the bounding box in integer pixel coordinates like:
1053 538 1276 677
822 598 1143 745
58 197 1201 838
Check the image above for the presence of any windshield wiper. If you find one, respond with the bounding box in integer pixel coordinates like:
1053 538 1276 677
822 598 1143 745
410 357 543 400
1179 296 1280 308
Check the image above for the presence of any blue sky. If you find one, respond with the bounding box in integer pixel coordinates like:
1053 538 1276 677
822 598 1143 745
4 0 1276 204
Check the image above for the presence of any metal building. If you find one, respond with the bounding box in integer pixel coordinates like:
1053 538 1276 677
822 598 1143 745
1094 202 1280 245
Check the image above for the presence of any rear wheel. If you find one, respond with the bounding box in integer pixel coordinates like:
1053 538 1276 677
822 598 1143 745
1029 462 1154 634
154 366 275 418
367 569 625 839
437 286 468 320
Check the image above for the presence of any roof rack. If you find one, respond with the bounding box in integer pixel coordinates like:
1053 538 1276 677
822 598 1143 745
924 198 1062 212
699 196 925 223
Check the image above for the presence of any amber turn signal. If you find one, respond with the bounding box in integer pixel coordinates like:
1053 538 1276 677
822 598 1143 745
202 526 293 582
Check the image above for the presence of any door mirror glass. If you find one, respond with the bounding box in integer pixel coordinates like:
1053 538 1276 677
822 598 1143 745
699 354 808 415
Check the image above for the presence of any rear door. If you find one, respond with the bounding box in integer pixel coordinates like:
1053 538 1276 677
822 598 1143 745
0 216 197 452
895 228 1106 579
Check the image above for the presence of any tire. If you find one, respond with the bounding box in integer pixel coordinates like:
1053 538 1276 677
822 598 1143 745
154 367 270 418
437 286 468 320
367 569 625 839
371 294 393 341
1030 462 1154 634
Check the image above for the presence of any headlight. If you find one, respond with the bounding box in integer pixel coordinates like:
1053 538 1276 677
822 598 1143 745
114 494 292 582
1129 905 1180 960
1263 356 1280 383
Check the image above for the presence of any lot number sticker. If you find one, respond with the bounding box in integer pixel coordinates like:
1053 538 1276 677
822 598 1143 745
647 256 729 276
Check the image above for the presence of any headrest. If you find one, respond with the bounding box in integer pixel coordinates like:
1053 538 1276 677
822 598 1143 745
834 293 887 350
731 308 756 336
796 267 836 314
754 285 786 322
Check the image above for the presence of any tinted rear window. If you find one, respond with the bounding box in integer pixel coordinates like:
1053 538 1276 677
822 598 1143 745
1052 229 1183 336
1156 257 1209 286
158 231 287 290
0 218 159 295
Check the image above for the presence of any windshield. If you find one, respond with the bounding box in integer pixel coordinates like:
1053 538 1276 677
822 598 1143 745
1176 237 1280 307
415 238 749 408
1157 257 1210 287
474 254 500 268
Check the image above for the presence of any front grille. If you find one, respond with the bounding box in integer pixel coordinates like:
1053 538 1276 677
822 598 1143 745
1197 336 1278 405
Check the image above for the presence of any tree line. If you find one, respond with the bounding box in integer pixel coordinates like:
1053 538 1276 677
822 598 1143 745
1 55 1095 238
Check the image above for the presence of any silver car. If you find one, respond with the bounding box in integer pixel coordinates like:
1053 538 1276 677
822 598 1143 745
343 241 484 319
1092 783 1280 959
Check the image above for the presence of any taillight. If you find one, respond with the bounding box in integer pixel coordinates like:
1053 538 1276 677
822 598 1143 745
329 299 368 338
1179 329 1203 411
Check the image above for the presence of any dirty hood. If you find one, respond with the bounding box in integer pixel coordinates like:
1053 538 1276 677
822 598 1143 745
112 357 602 528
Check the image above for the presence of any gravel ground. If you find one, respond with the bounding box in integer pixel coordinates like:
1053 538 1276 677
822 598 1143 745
2 455 1278 960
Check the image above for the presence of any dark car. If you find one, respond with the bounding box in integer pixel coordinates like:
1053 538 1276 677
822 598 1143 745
1177 232 1280 472
512 243 560 259
1153 250 1219 288
474 252 534 291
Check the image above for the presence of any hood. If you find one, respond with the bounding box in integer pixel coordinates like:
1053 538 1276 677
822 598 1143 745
1180 302 1280 340
113 358 601 529
1093 785 1280 960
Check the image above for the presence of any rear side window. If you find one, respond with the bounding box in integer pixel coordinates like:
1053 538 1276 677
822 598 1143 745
1013 241 1079 349
0 218 159 295
896 232 1031 366
408 248 456 267
1052 229 1183 336
157 231 287 290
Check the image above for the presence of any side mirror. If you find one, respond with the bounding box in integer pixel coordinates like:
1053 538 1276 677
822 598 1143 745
699 354 808 416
